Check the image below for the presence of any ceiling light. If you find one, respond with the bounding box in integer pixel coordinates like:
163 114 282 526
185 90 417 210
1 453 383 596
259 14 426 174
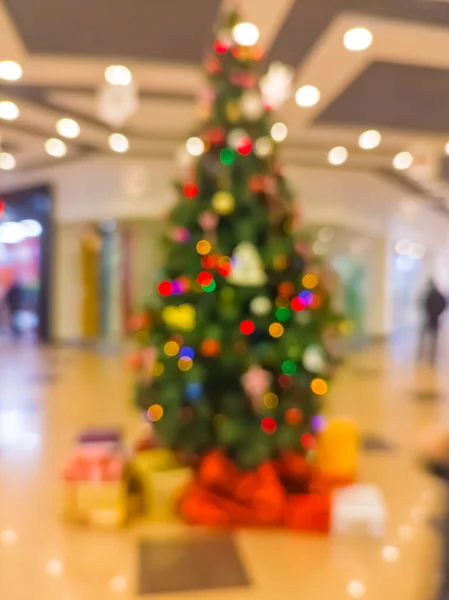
295 85 320 108
45 560 63 577
56 117 80 139
270 122 288 142
186 136 205 157
21 219 42 237
0 61 22 81
409 242 426 260
0 152 15 170
0 222 27 244
393 151 413 170
328 146 348 165
232 22 260 46
346 580 366 598
0 529 17 545
45 138 67 158
109 575 127 593
382 545 399 563
395 239 411 255
0 101 19 120
109 133 129 153
358 129 381 150
105 65 132 86
344 27 373 51
445 141 449 156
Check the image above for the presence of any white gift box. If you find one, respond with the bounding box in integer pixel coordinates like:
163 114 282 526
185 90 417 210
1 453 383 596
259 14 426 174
331 484 387 538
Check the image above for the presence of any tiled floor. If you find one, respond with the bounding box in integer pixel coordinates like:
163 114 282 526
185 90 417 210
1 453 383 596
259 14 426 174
0 336 447 599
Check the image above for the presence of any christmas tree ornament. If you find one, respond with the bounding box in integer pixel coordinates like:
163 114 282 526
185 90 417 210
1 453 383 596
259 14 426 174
260 62 293 109
183 181 198 198
185 382 203 401
227 128 246 149
268 322 284 338
278 282 295 297
206 127 225 145
172 227 190 243
263 392 278 408
273 255 288 270
186 137 205 157
204 55 221 74
201 339 220 356
237 137 252 156
232 21 260 47
250 296 271 316
242 365 272 408
212 191 235 215
226 100 241 122
254 136 273 158
162 304 196 331
214 37 230 54
294 310 311 324
249 175 265 193
198 211 218 232
285 408 302 426
241 90 263 120
196 239 211 255
218 257 233 276
228 242 267 286
230 71 257 88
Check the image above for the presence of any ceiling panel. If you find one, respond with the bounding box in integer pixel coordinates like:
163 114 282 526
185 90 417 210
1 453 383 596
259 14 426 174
5 0 221 62
316 62 449 133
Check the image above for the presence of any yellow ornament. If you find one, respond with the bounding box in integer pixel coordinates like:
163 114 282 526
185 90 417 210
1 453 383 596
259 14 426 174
226 100 240 122
273 254 288 270
162 304 196 331
212 191 235 215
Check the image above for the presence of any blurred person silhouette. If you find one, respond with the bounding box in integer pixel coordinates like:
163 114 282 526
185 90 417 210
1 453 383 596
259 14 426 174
418 279 447 364
4 277 23 339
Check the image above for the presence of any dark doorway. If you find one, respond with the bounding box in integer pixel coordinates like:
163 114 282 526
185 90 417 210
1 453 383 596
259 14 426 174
0 186 53 342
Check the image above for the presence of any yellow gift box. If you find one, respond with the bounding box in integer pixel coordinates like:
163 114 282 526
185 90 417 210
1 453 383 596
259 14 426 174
61 479 128 528
130 449 193 521
318 418 360 481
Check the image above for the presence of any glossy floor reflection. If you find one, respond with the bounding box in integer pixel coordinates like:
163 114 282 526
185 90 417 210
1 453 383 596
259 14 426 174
0 336 447 599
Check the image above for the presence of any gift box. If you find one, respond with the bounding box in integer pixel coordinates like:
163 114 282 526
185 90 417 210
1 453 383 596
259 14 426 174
61 445 128 528
77 427 122 446
130 449 193 521
317 418 359 481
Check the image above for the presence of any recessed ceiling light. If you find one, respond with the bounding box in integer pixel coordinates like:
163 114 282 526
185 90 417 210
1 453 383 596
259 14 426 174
45 138 67 158
232 22 260 47
382 545 400 563
0 529 17 545
0 100 19 120
105 65 132 86
270 122 288 142
45 560 63 577
109 575 127 593
393 151 413 170
56 118 80 139
186 136 205 156
359 129 381 150
328 146 348 165
0 61 22 81
109 133 129 153
0 152 16 170
346 580 366 598
344 27 373 51
295 85 320 108
444 141 449 156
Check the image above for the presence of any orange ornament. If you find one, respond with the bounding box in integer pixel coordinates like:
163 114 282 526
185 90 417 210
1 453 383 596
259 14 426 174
311 294 323 309
201 339 221 356
249 175 265 193
278 282 295 297
285 408 303 426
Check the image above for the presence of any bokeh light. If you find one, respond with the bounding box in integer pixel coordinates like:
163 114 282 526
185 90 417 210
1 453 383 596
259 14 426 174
302 273 318 289
285 408 302 425
158 281 173 296
276 307 291 322
183 181 199 198
152 362 164 377
240 320 255 335
180 347 195 359
263 392 279 408
164 341 179 356
178 357 193 371
311 378 328 395
269 323 284 338
261 417 277 434
147 404 164 422
196 240 211 255
220 148 235 165
282 360 297 375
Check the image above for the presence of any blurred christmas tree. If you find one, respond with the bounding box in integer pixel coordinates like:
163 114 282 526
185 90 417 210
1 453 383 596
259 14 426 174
132 10 341 470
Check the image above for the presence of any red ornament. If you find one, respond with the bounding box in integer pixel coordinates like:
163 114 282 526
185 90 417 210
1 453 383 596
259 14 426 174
237 137 252 156
301 433 317 451
262 417 277 435
204 55 221 74
279 374 293 389
201 254 219 270
249 175 265 193
0 199 4 215
158 281 173 296
310 294 323 309
278 282 295 297
197 271 213 286
240 320 255 335
218 257 232 277
291 297 306 312
201 339 220 356
214 39 229 54
183 182 198 198
207 127 225 145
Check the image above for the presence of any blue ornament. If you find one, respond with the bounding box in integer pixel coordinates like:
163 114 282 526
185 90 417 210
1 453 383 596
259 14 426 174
185 382 202 401
180 346 195 359
298 290 313 305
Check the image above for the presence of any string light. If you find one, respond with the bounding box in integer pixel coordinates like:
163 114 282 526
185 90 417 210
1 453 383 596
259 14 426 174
281 360 297 375
269 323 284 338
261 417 277 434
344 27 372 51
0 100 19 120
270 122 288 142
311 378 328 395
45 560 63 577
196 240 211 255
328 146 348 165
147 404 164 422
275 296 289 308
358 129 381 150
240 320 255 335
105 65 132 85
275 307 290 322
285 408 302 425
0 61 22 81
393 151 413 170
197 272 213 286
302 274 318 289
346 580 366 598
203 280 216 292
56 118 80 139
263 392 279 408
232 22 260 46
164 341 179 356
0 153 16 170
220 148 235 165
186 137 205 156
178 357 193 371
180 347 195 359
158 281 173 296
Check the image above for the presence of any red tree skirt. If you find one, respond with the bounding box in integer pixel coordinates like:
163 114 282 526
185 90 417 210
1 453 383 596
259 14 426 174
180 451 353 532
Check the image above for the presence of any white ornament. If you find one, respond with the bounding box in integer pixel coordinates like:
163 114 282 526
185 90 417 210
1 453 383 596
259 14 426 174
255 136 273 158
228 128 247 149
303 345 325 372
260 62 293 109
241 90 263 121
97 81 139 128
228 242 267 287
250 296 272 316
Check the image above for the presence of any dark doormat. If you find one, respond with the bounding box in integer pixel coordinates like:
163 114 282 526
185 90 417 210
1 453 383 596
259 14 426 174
362 434 397 453
138 533 251 595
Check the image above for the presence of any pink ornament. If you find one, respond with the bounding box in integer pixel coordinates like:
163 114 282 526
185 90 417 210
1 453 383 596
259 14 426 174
241 365 272 409
173 227 190 243
198 211 218 232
